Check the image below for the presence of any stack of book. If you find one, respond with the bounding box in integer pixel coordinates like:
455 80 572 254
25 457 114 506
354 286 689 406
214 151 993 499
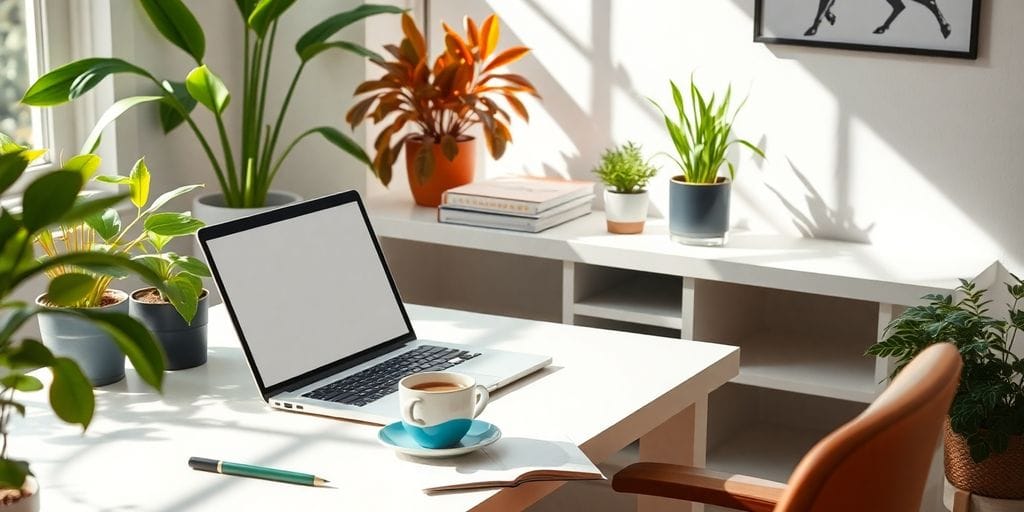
438 177 595 233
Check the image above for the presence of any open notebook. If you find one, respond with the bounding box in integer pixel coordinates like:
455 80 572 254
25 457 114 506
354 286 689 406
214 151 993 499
405 436 604 494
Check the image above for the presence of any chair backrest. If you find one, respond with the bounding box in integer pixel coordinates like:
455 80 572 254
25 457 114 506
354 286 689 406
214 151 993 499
775 343 962 512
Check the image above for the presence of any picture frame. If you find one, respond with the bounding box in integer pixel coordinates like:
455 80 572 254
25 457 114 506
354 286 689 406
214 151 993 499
754 0 981 59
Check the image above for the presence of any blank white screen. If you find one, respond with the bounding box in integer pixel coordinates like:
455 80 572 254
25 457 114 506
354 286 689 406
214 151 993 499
206 202 410 387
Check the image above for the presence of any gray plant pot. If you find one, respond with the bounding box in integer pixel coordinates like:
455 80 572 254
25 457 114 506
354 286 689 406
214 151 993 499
129 288 209 370
36 290 129 387
669 176 731 246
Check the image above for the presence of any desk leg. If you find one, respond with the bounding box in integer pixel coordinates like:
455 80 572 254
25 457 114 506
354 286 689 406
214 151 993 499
638 398 708 512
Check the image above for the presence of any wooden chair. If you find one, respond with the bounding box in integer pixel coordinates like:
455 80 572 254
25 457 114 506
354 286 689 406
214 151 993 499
613 343 962 512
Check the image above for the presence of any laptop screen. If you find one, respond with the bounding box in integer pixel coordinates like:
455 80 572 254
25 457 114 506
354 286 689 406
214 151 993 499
202 197 412 388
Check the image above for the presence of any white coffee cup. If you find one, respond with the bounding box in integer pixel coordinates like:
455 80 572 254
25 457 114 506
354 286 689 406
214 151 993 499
399 371 489 449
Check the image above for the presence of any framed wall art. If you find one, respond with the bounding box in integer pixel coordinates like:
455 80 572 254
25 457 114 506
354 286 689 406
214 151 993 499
754 0 981 59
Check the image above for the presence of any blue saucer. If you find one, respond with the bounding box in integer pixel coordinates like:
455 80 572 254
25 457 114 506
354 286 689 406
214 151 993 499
378 419 501 458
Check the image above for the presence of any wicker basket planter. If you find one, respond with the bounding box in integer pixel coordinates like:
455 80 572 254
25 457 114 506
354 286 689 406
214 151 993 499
944 419 1024 499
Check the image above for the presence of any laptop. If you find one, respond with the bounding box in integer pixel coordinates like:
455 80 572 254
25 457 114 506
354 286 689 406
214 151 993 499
197 190 551 425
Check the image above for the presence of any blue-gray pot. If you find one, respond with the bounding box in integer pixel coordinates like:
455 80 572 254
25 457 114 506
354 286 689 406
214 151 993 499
129 288 209 370
36 290 129 387
669 176 731 246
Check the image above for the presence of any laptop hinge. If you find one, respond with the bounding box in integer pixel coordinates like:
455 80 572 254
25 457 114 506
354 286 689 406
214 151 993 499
279 339 414 392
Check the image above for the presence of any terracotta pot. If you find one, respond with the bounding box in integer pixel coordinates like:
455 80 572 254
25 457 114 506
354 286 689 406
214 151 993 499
404 136 476 207
0 476 39 512
944 418 1024 499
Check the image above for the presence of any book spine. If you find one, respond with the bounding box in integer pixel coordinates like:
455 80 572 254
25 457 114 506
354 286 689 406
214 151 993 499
444 195 539 215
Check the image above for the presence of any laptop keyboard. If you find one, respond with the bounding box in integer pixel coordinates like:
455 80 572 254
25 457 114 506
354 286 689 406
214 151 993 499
301 345 481 407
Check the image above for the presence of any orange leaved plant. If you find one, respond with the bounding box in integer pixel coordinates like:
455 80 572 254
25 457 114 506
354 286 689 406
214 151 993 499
347 13 539 186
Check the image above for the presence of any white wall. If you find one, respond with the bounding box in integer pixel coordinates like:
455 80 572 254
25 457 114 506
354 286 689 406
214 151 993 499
420 0 1022 272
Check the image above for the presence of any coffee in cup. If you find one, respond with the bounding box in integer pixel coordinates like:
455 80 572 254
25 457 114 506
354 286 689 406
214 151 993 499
399 371 489 449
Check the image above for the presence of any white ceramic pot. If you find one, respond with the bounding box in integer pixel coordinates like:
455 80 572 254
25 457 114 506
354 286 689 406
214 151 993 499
1 476 40 512
191 190 303 227
603 189 649 234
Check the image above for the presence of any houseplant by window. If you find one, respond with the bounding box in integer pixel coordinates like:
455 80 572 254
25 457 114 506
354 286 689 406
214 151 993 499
592 141 658 234
35 157 204 386
348 13 539 207
650 78 764 246
21 0 402 223
867 277 1024 499
0 144 166 511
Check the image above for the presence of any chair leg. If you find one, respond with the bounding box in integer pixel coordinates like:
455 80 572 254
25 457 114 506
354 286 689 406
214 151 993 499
638 398 708 512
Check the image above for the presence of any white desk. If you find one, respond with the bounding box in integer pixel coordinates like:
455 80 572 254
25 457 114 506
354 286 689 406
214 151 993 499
18 305 738 511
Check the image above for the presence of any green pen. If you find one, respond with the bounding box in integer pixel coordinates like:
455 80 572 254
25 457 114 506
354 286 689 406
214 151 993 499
188 457 330 487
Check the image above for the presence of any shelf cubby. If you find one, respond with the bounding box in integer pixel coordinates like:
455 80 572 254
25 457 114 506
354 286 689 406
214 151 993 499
693 280 882 403
571 264 683 330
572 314 682 340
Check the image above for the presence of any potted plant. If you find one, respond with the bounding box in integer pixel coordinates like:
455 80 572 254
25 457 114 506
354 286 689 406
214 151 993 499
21 0 403 223
129 250 211 370
867 276 1024 499
650 78 764 246
348 13 539 207
35 156 205 386
592 141 658 234
93 166 211 370
0 144 166 511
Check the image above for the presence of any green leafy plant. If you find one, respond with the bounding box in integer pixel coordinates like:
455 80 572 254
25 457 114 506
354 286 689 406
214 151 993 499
867 276 1024 462
36 158 207 323
21 0 403 208
0 140 167 492
132 252 211 323
592 141 658 193
649 78 764 184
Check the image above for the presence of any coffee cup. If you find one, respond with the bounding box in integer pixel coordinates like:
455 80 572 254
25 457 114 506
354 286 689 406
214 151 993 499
399 371 489 449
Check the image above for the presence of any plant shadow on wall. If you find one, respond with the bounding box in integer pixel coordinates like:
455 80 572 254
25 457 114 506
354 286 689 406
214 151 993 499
732 0 1013 252
498 0 669 216
764 158 876 243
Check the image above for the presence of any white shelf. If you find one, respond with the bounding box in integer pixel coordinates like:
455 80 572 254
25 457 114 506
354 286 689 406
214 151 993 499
708 421 832 483
574 273 682 329
730 332 878 403
367 190 995 306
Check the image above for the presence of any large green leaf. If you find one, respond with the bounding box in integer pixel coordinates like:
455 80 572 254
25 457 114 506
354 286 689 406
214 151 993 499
297 127 371 167
295 4 405 56
63 312 165 390
60 193 129 227
14 252 165 293
0 459 30 490
248 0 295 38
0 132 25 154
80 96 163 154
47 273 98 306
0 374 43 392
22 170 83 232
143 184 204 215
0 151 31 196
83 207 122 241
6 339 55 369
234 0 258 18
49 357 95 428
298 40 382 63
169 254 211 277
21 58 150 105
129 158 151 208
185 65 230 114
144 212 205 236
63 154 102 179
158 80 197 133
163 273 202 324
138 0 206 62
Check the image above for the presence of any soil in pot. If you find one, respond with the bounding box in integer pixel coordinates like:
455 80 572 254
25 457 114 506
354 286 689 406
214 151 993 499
130 288 209 371
944 419 1024 499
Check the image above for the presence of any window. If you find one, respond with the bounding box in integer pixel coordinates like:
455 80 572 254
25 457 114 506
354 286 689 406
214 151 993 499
1 0 104 185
